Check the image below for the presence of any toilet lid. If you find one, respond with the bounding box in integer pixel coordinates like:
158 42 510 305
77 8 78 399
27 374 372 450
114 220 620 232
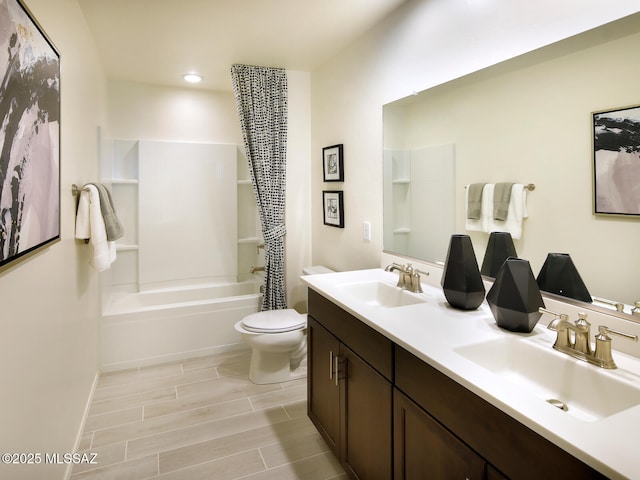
241 309 307 333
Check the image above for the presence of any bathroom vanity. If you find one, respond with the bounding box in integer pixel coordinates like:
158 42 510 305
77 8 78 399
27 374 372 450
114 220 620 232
302 267 640 480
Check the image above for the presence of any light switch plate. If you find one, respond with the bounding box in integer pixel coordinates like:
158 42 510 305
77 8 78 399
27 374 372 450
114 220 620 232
363 221 371 241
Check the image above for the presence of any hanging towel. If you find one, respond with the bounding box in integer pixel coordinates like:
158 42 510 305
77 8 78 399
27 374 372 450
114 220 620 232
90 183 124 241
466 183 486 219
465 183 492 233
465 184 529 239
486 184 528 239
493 182 514 221
75 184 117 272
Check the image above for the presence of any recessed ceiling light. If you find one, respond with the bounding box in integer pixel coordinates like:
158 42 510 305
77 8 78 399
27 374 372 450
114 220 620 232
183 73 203 83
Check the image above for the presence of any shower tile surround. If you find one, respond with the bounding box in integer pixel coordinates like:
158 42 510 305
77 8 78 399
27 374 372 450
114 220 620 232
72 349 346 480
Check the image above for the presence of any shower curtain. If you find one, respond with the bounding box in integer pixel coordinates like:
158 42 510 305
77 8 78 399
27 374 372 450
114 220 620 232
231 64 288 310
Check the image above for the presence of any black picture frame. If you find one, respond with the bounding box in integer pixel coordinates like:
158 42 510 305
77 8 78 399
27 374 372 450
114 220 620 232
323 190 344 228
592 104 640 216
322 144 344 182
0 0 61 269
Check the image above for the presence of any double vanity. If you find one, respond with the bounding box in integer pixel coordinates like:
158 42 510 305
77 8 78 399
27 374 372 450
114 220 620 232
301 262 640 479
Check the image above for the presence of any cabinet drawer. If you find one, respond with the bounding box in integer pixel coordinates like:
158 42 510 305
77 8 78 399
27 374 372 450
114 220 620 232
395 346 605 480
308 289 393 381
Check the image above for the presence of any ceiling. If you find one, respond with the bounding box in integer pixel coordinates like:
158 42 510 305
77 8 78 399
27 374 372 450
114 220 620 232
77 0 407 92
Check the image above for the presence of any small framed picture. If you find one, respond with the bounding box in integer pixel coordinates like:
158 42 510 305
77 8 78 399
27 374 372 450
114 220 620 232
323 191 344 228
322 144 344 182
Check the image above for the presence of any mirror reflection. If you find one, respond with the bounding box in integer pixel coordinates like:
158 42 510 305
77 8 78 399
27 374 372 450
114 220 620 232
383 13 640 314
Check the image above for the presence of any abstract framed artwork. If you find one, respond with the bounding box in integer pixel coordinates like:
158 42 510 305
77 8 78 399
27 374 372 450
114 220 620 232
592 104 640 216
322 144 344 182
0 0 60 269
323 190 344 228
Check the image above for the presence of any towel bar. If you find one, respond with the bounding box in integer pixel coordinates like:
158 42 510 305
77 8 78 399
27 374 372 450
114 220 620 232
465 183 535 191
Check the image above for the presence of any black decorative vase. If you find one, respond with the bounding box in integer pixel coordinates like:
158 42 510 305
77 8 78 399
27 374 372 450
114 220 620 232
481 232 517 277
441 234 485 310
486 257 545 333
536 253 592 303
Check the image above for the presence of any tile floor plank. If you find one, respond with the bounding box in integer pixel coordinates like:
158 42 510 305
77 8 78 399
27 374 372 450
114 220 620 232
92 398 253 448
70 454 157 480
156 449 266 480
158 416 317 474
72 350 346 480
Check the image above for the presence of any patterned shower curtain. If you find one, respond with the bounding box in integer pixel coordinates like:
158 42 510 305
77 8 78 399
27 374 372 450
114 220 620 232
231 64 288 310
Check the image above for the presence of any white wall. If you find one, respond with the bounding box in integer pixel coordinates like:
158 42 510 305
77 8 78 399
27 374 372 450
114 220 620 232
0 0 107 478
285 71 312 311
106 71 312 310
310 0 640 272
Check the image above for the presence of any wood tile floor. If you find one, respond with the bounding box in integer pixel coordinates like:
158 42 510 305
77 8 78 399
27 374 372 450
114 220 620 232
71 349 347 480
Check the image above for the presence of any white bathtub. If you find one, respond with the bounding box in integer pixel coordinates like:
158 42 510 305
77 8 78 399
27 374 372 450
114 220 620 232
100 281 261 372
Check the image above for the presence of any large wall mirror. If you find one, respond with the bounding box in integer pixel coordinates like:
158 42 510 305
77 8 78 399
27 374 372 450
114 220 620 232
383 12 640 318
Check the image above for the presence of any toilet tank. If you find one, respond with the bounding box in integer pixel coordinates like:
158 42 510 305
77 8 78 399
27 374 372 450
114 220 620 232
303 265 334 275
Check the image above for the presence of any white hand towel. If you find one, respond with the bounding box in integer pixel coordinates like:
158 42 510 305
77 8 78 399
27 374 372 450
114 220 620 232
486 184 528 239
75 185 117 271
75 188 91 239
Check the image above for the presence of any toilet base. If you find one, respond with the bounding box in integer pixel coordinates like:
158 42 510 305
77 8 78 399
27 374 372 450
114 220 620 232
248 349 307 384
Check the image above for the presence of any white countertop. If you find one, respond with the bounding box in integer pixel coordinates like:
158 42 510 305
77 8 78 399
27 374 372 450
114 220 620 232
301 267 640 480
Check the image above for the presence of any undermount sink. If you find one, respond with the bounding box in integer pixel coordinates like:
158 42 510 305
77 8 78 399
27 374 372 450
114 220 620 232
455 337 640 422
339 281 427 308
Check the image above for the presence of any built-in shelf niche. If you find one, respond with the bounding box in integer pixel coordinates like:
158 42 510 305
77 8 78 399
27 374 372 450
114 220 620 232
103 139 140 292
100 138 260 295
386 150 412 257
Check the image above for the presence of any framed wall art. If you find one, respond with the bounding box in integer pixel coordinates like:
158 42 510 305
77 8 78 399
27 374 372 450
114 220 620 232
592 104 640 216
0 0 61 269
322 144 344 182
323 190 344 228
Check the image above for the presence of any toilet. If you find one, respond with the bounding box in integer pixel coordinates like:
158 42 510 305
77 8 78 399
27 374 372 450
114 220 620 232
234 265 334 384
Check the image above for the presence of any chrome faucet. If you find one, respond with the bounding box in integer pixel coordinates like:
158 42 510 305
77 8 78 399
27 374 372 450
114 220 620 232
384 262 429 293
539 308 638 369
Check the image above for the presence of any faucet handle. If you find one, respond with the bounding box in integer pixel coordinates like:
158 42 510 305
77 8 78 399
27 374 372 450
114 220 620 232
597 325 639 342
539 308 572 348
408 268 428 293
538 307 569 323
594 326 639 369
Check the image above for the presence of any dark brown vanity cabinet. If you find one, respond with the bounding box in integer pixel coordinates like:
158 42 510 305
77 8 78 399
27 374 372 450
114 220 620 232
308 289 606 480
395 346 606 480
307 289 393 480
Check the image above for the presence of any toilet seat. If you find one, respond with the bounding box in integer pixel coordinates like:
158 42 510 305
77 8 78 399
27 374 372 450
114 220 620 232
241 309 306 333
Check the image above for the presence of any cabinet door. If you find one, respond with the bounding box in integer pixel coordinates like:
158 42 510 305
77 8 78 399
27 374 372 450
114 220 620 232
341 345 392 480
308 317 341 453
394 388 486 480
486 465 509 480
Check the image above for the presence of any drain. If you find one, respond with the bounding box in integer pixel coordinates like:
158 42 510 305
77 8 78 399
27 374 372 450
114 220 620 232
546 398 568 412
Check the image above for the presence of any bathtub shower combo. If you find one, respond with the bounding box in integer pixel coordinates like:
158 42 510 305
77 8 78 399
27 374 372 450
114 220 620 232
101 281 262 371
99 139 265 371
